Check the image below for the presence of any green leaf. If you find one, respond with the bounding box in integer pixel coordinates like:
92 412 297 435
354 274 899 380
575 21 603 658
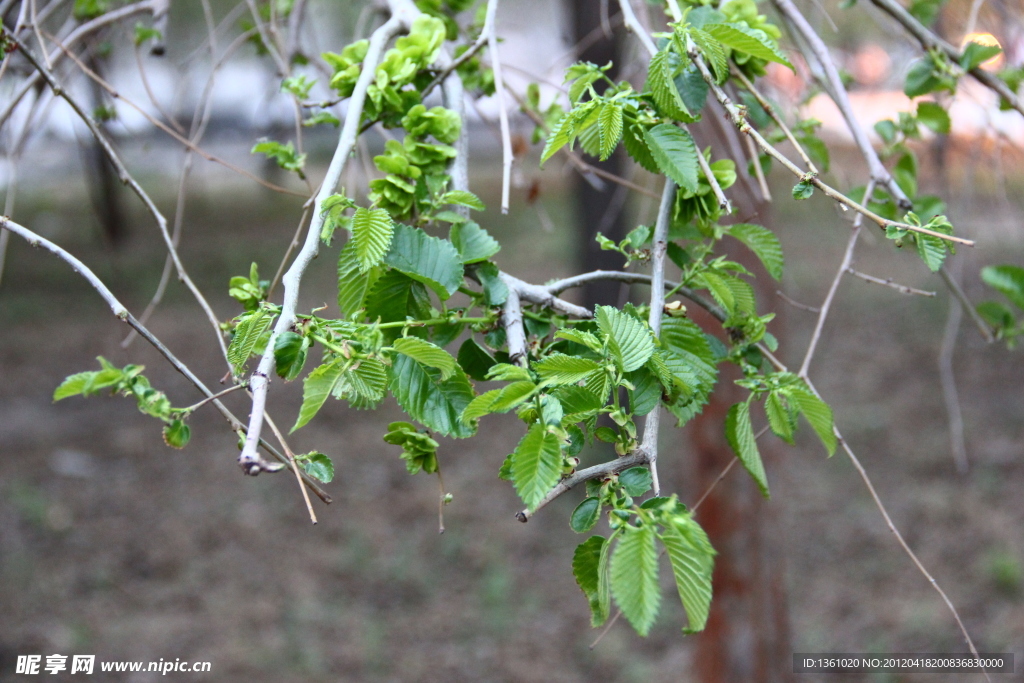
915 101 950 135
961 41 1002 71
449 221 500 263
571 497 602 533
462 381 537 423
555 328 604 352
596 305 655 372
384 223 464 299
598 102 624 161
703 23 793 69
393 337 458 380
251 139 306 175
389 354 475 438
661 519 715 633
162 419 191 449
625 366 661 416
553 384 604 423
54 372 95 401
727 223 784 280
350 207 394 273
904 59 943 98
540 111 573 165
596 529 616 626
619 467 652 497
786 385 837 456
457 338 496 381
622 121 660 173
228 310 274 374
725 401 769 497
675 65 709 115
610 524 661 636
292 360 344 431
299 452 334 483
981 265 1024 310
534 354 603 385
644 124 699 193
474 261 509 306
511 423 564 510
274 331 309 381
345 358 388 407
689 27 729 83
573 536 608 626
364 271 430 324
765 391 795 444
337 242 379 317
792 179 814 200
646 49 692 121
439 189 486 212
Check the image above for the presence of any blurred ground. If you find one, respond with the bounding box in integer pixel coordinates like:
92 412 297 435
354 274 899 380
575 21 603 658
1 143 1023 682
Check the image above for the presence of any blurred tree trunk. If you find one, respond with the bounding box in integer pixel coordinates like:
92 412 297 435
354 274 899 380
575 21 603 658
684 106 794 682
569 0 628 307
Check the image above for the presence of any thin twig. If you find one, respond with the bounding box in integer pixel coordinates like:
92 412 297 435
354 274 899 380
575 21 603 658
641 179 677 495
776 290 820 313
939 265 994 343
846 268 936 297
771 0 911 208
731 66 818 174
686 125 732 212
0 217 332 503
938 263 969 473
180 383 246 414
744 133 772 202
617 0 657 57
264 413 318 524
798 179 875 378
803 378 990 682
240 7 413 473
12 34 231 364
866 0 1022 118
484 0 513 214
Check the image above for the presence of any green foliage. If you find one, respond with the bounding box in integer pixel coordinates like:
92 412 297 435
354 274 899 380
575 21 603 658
644 124 700 193
383 421 440 474
611 523 661 636
251 139 306 177
296 452 335 483
726 400 769 497
510 424 563 510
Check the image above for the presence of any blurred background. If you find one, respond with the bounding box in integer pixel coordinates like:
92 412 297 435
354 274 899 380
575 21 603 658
1 0 1023 680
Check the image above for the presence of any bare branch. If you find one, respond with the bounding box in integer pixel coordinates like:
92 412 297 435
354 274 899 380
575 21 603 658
640 179 676 495
239 11 408 474
0 217 333 504
776 290 820 313
866 0 1023 118
731 66 818 175
484 0 513 214
501 275 529 367
846 268 936 297
771 0 910 208
939 265 995 343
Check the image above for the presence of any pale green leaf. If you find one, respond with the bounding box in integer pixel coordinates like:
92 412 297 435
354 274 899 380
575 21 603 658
981 264 1024 310
725 401 769 497
785 384 837 456
228 310 274 373
337 241 379 317
598 101 624 161
511 423 563 510
727 223 784 280
688 27 729 82
393 337 457 380
292 360 344 431
439 189 485 212
54 372 93 401
461 381 537 423
765 391 795 444
610 524 661 636
660 517 715 633
534 353 603 385
571 497 602 533
350 207 394 273
596 305 655 372
646 49 691 121
704 23 793 69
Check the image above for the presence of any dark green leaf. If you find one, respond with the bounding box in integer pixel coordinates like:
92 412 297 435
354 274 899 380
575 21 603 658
474 261 509 306
792 179 814 200
644 124 700 193
457 338 496 381
393 337 458 380
573 536 607 624
450 221 500 263
389 354 475 438
571 497 602 533
384 223 464 300
727 223 784 280
274 331 309 380
619 467 652 497
703 23 793 69
961 41 1002 71
300 452 334 483
916 101 950 135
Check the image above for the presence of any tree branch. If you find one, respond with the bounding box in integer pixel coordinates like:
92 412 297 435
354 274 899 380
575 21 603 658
866 0 1022 118
239 10 408 473
846 268 936 297
771 0 911 208
0 217 332 504
501 275 529 367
